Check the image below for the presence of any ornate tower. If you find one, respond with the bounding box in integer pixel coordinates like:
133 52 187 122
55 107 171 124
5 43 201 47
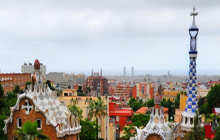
181 7 199 132
133 92 171 140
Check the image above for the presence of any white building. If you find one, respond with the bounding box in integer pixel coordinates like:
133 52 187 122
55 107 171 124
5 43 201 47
21 62 46 78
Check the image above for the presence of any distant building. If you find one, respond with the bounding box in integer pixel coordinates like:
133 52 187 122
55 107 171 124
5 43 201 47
0 73 31 95
86 76 108 97
113 84 132 105
135 82 154 101
131 66 134 77
174 93 187 122
62 89 77 96
162 90 181 101
21 62 46 78
123 66 126 77
46 72 64 84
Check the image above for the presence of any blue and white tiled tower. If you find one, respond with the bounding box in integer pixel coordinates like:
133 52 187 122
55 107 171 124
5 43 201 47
181 7 199 132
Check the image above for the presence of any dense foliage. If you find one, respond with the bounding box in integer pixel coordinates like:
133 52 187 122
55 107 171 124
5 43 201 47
0 114 7 140
160 98 175 121
80 118 99 140
146 99 154 108
174 93 180 108
77 86 86 96
128 97 154 112
121 126 136 139
213 123 220 140
0 82 4 97
0 84 20 140
198 84 220 119
131 114 150 128
206 84 220 112
13 84 23 94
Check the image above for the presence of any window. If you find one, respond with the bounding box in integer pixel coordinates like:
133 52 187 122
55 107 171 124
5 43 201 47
64 93 68 96
185 117 188 124
36 119 42 129
190 118 193 125
69 93 72 96
116 116 119 121
17 118 22 128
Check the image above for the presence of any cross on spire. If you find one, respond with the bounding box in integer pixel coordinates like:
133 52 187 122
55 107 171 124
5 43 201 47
190 7 198 19
190 7 198 29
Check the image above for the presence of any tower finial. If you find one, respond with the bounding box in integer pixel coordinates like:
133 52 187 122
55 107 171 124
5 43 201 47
190 7 198 29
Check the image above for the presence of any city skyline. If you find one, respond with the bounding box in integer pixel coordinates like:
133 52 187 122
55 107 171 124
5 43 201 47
0 0 220 75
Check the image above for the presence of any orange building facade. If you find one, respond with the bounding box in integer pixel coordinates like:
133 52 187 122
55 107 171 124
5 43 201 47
0 73 31 95
113 84 133 105
135 83 154 100
85 76 108 96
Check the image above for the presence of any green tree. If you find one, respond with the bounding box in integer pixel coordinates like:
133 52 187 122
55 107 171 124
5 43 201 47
77 86 85 96
80 118 98 140
183 111 205 140
68 98 83 120
146 99 154 107
0 114 7 140
25 81 31 90
85 86 91 94
0 97 6 114
121 126 136 139
45 80 55 91
13 85 23 94
160 98 167 107
88 98 107 140
131 101 142 111
200 103 209 115
131 114 150 128
174 93 180 108
16 121 50 140
167 99 175 121
0 82 4 97
213 123 220 140
7 92 16 98
206 84 220 113
128 98 149 111
128 97 136 107
198 97 209 114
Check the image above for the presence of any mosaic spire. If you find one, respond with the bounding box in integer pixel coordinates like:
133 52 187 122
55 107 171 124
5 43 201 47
181 7 199 132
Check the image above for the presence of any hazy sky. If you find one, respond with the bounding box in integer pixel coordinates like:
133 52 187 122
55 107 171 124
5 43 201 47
0 0 220 75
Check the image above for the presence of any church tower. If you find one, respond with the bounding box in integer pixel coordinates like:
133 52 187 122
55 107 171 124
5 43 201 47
181 7 199 132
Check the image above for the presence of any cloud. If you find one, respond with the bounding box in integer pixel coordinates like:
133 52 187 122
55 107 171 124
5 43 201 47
0 0 220 74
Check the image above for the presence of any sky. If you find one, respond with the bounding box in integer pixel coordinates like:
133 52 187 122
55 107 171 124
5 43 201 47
0 0 220 76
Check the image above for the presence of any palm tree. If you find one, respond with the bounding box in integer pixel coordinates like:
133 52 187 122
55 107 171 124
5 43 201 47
68 98 83 119
16 121 50 140
88 97 107 139
68 98 83 127
184 111 205 140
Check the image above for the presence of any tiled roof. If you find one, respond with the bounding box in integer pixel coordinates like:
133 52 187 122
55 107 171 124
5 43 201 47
135 107 149 114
